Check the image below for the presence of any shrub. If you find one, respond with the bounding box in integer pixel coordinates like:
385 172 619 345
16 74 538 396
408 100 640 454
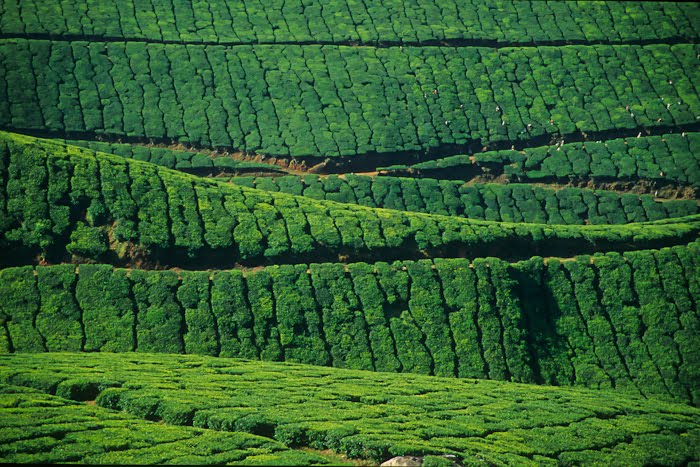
66 223 108 259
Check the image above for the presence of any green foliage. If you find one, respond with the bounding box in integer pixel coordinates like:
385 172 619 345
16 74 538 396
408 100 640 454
270 265 329 366
0 383 335 465
310 264 373 371
55 378 121 401
231 174 697 225
66 140 283 174
35 265 82 352
2 133 699 268
129 163 170 248
473 259 508 381
347 263 400 373
178 271 218 356
98 157 138 241
406 261 455 377
544 259 612 389
511 258 572 386
75 264 133 352
4 137 51 248
489 260 533 383
406 133 700 188
4 1 699 46
0 6 699 462
0 142 10 234
0 266 43 352
1 353 699 465
130 270 184 354
66 222 108 258
2 39 699 157
564 259 637 393
68 147 106 225
210 270 256 359
0 7 698 467
195 185 235 249
163 175 203 253
246 269 282 361
653 249 700 404
626 250 688 402
2 243 691 401
433 259 485 379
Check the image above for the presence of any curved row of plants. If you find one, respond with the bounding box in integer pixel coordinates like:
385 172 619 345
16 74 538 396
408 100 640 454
2 353 699 465
2 241 697 404
382 132 700 189
65 139 286 174
2 132 698 268
2 2 699 466
228 174 697 224
0 383 337 465
68 132 700 190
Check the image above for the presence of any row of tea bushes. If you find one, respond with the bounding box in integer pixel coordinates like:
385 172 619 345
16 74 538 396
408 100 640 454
0 383 335 465
65 139 284 174
387 133 700 188
231 174 698 224
2 242 697 404
2 40 697 157
4 132 697 265
2 1 697 45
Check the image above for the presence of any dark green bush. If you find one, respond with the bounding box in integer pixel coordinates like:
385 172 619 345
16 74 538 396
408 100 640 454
66 223 108 258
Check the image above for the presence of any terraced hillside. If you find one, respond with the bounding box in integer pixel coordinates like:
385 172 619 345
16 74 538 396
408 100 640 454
0 1 699 465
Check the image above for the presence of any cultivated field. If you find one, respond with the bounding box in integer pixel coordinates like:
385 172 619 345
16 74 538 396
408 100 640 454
0 1 699 465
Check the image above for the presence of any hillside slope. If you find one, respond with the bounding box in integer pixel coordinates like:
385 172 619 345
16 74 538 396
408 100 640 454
1 1 699 465
2 131 698 269
2 353 699 465
2 241 698 404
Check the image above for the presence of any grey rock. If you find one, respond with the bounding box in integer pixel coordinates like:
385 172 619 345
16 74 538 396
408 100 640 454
380 456 423 467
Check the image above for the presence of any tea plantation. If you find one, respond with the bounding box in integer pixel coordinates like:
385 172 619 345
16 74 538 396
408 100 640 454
1 353 699 465
0 1 699 465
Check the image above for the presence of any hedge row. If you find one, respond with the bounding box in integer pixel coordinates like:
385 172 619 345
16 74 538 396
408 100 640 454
3 354 700 466
230 174 698 225
2 132 699 265
64 138 699 223
1 1 697 45
2 242 698 404
2 40 698 157
387 132 700 187
64 139 284 174
0 384 334 465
